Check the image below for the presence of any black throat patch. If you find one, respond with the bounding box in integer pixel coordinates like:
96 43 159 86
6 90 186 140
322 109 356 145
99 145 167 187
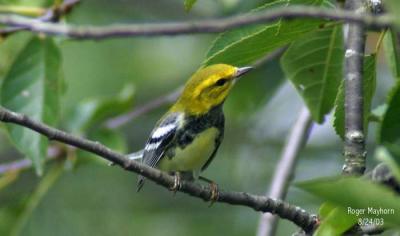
176 104 225 149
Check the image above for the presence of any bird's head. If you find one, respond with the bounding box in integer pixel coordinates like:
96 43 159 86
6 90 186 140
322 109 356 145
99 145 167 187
173 64 252 115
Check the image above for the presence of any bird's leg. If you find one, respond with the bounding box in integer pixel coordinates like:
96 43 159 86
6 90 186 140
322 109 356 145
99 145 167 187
199 176 219 206
169 172 182 194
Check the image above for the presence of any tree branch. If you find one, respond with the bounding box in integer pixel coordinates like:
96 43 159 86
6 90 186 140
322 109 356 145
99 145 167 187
0 0 80 37
256 107 313 236
0 6 392 40
342 0 368 176
0 106 318 232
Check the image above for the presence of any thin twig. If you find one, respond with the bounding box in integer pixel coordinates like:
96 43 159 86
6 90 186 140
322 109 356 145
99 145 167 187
0 146 62 174
342 0 367 176
105 47 287 129
105 87 182 129
0 0 80 37
0 106 318 232
0 6 393 40
256 107 313 236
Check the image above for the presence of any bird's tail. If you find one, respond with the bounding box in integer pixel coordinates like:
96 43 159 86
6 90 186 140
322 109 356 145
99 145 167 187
127 149 144 160
127 149 146 191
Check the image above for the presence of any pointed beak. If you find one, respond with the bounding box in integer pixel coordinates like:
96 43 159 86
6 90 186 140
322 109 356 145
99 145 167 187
234 66 253 78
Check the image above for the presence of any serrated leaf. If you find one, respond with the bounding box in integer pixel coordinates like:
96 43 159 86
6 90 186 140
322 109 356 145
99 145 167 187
383 30 400 80
315 207 357 236
184 0 197 12
203 0 325 66
333 55 376 139
66 84 135 134
281 24 343 123
297 176 400 227
0 37 62 175
379 82 400 145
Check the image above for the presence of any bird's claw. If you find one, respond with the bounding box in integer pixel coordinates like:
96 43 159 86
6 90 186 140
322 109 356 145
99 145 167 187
208 182 219 207
169 173 181 195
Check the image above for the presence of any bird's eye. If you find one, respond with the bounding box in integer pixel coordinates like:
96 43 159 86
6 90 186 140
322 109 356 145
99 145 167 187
215 78 228 86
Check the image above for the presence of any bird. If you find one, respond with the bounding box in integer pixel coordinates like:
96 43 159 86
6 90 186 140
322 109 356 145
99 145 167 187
136 64 252 200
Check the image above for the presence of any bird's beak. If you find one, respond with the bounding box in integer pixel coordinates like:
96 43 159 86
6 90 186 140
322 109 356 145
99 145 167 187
234 66 253 78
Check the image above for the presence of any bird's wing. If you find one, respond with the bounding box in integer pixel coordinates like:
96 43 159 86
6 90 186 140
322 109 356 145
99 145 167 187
137 112 182 191
142 112 182 168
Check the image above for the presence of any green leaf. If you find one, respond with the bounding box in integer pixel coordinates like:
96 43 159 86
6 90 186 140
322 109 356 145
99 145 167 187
281 24 343 123
379 82 400 145
319 202 336 219
297 176 400 227
334 55 377 139
383 30 400 80
0 37 62 175
203 0 325 66
385 0 400 28
375 146 400 183
0 33 33 85
66 84 135 134
225 60 284 119
184 0 197 12
315 207 357 236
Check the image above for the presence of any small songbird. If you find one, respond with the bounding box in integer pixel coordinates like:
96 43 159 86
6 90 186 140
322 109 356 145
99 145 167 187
137 64 252 198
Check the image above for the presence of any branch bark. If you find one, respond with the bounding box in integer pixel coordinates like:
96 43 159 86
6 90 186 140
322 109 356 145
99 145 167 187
0 6 392 40
0 0 80 37
256 107 313 236
0 106 318 232
342 0 368 176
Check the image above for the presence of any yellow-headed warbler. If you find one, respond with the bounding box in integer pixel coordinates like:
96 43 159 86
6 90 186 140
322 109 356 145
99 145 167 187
136 64 252 198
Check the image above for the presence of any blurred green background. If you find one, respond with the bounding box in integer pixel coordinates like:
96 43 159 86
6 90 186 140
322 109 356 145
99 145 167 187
0 0 396 235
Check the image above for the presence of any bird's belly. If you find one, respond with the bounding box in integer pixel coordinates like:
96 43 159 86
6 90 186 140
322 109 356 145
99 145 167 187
158 127 219 172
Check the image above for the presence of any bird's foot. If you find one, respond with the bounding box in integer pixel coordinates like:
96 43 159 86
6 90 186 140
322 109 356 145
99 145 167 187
208 181 219 207
169 172 182 195
199 176 219 206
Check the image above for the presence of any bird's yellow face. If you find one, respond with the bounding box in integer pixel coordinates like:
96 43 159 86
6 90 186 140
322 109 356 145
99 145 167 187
173 64 252 115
